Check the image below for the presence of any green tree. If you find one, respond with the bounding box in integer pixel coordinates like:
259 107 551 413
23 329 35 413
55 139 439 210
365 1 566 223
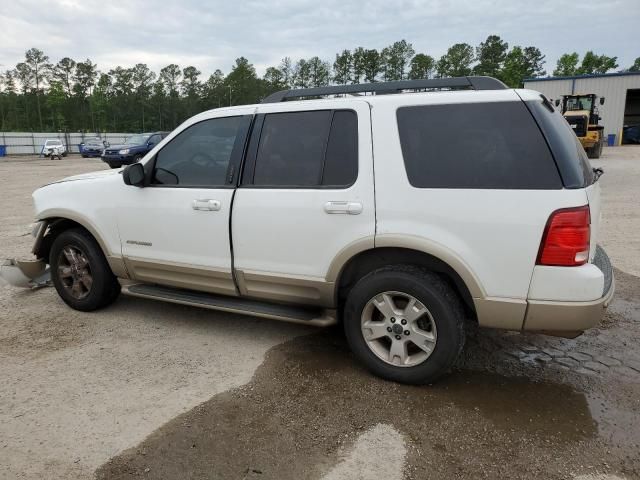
553 52 579 76
308 57 330 87
225 57 262 105
132 63 156 130
577 51 618 74
351 47 367 84
181 66 201 117
333 49 352 85
381 40 415 80
629 57 640 72
437 43 475 77
279 57 294 88
160 64 181 126
500 46 546 87
263 67 286 92
408 53 435 79
52 57 76 96
293 58 311 88
473 35 508 77
24 48 51 130
202 70 226 108
362 49 382 83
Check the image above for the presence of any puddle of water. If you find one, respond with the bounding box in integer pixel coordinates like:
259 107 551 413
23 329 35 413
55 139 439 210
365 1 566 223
96 330 627 480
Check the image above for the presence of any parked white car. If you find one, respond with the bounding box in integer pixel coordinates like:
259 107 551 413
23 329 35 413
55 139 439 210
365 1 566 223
1 76 614 384
42 139 67 157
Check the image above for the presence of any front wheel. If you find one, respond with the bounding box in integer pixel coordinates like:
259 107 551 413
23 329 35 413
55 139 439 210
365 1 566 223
50 228 120 311
343 266 465 384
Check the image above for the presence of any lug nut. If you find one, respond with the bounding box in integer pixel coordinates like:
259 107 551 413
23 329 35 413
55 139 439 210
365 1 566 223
395 335 402 340
401 319 407 325
387 327 392 333
390 318 396 323
404 330 410 335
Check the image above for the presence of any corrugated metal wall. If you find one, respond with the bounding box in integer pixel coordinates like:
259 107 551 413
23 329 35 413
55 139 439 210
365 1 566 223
0 132 134 155
524 74 640 145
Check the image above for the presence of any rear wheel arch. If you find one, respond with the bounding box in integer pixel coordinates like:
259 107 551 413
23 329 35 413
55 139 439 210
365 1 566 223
334 246 478 320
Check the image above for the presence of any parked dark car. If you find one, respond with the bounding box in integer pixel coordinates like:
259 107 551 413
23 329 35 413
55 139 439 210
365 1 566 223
623 125 640 145
80 137 107 158
101 132 169 168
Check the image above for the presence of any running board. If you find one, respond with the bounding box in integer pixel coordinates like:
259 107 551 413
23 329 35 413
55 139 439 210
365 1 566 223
121 283 337 327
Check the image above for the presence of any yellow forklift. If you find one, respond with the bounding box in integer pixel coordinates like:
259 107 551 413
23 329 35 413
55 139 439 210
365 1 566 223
557 94 605 159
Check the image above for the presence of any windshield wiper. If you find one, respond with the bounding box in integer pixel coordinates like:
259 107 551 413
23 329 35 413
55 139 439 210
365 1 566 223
592 167 604 182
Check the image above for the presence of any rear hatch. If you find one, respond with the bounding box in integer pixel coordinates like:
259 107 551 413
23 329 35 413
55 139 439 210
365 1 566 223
520 91 601 261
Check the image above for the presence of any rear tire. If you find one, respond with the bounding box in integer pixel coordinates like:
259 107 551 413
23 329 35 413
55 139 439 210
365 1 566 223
50 228 120 311
343 265 465 384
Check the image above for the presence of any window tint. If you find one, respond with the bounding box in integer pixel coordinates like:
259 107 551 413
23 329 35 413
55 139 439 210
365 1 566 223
252 110 358 187
152 116 242 187
148 134 161 145
254 111 331 186
525 97 594 188
323 110 358 186
397 102 563 189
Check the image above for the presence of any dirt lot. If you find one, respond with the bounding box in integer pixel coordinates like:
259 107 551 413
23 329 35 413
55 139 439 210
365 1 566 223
1 147 640 480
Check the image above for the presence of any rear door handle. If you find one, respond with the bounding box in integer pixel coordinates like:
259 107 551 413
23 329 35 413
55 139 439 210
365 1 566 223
192 199 221 211
324 201 363 215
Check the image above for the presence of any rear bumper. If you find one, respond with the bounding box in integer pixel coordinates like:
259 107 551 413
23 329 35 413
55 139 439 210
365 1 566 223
523 245 615 335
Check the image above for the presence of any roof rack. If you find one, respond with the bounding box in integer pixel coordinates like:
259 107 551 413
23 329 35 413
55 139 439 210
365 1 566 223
262 76 507 103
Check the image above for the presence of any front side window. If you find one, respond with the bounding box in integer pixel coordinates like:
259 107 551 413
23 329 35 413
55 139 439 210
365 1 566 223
252 109 358 187
152 116 243 187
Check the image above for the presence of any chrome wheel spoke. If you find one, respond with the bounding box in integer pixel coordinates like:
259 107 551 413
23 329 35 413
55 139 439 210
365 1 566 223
71 279 84 297
58 266 73 279
410 329 436 354
404 298 428 323
80 274 93 291
389 339 408 365
373 293 398 319
62 247 77 265
362 320 389 341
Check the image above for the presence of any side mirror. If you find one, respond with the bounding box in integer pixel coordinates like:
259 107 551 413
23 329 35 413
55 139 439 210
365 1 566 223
600 97 605 105
555 99 560 106
123 163 145 187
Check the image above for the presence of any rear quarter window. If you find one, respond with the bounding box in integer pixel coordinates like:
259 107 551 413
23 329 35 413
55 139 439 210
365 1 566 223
396 101 563 189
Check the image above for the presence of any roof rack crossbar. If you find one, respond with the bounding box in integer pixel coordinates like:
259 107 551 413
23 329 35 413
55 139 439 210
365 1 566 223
262 76 507 103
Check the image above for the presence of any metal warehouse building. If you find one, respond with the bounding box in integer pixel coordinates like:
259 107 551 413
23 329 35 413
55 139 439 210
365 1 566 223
524 72 640 146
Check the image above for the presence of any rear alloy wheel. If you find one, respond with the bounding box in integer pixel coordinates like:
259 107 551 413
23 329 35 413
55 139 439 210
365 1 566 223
343 266 465 384
361 291 437 367
50 228 120 311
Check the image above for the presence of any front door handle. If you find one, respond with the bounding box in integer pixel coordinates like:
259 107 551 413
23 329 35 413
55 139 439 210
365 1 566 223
192 199 221 211
324 201 363 215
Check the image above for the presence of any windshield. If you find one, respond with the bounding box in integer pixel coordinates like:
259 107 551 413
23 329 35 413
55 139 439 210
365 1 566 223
85 138 103 145
565 96 593 112
125 135 150 145
46 140 62 146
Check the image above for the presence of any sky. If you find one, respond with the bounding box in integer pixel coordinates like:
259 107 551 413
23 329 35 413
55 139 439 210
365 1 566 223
0 0 638 78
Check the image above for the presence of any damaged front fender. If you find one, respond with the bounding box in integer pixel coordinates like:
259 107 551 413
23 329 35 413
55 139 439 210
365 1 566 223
0 258 51 288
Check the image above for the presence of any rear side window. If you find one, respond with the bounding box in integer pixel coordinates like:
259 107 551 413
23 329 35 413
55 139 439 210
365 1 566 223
251 110 358 187
396 102 563 189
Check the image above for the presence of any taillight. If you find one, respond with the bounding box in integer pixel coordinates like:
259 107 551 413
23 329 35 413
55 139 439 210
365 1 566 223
537 206 590 267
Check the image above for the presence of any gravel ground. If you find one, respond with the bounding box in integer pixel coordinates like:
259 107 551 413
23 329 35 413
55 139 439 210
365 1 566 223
1 147 640 480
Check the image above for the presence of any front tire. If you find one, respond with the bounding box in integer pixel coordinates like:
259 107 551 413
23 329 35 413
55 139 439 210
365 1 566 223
50 228 120 311
343 266 465 384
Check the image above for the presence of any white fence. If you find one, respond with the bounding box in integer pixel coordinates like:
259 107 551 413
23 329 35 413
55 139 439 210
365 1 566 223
0 132 136 155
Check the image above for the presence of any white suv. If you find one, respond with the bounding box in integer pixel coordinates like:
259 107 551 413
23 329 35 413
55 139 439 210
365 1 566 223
1 76 614 384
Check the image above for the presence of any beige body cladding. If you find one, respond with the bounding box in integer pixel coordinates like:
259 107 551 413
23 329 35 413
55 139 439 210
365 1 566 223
34 211 610 335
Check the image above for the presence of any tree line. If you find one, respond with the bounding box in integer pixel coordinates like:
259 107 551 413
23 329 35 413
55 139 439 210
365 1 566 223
0 36 635 133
